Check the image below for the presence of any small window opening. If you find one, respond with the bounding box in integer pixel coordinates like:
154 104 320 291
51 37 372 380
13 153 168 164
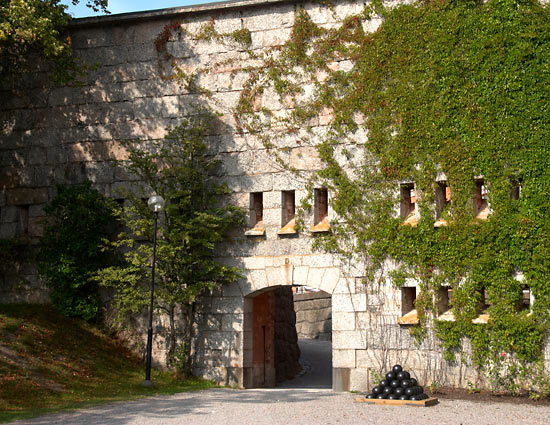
400 183 418 227
511 180 522 201
398 286 418 325
473 287 490 324
435 181 451 227
474 179 489 219
519 286 533 313
310 188 330 233
437 287 454 321
245 192 265 236
278 190 296 235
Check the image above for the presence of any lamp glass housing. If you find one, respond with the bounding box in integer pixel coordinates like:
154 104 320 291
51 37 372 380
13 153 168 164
148 195 165 212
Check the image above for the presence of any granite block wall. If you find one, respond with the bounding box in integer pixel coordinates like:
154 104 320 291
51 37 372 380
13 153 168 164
1 0 545 391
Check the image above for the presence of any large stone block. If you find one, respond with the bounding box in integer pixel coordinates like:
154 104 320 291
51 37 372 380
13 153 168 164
350 367 370 392
306 267 325 290
265 264 293 286
1 206 18 223
332 293 366 312
6 188 48 206
333 330 367 349
221 313 244 332
211 296 244 314
333 349 356 368
332 312 356 331
248 268 268 291
320 267 340 295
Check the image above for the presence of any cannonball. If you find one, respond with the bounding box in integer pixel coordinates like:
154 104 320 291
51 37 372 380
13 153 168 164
386 371 396 381
392 364 403 374
399 394 409 400
409 378 418 387
383 386 393 395
397 371 410 381
380 379 389 387
390 379 400 389
372 385 383 395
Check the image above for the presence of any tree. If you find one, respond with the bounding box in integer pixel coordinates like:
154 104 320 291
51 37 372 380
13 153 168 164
39 181 118 322
96 111 246 376
0 0 108 83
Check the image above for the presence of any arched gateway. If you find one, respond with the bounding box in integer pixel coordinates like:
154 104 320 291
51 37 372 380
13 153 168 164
241 259 339 388
193 254 353 390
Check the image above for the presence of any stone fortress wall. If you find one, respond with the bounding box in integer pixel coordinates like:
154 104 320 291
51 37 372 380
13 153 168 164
2 0 549 391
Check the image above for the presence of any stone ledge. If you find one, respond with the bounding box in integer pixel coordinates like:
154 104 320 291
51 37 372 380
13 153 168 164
71 0 300 28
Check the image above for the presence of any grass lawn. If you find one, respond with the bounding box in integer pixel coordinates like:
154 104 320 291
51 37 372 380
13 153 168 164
0 304 216 423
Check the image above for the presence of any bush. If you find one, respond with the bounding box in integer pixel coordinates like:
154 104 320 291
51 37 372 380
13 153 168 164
39 181 118 321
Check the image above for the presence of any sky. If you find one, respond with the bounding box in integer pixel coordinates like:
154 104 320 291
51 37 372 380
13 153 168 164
61 0 217 18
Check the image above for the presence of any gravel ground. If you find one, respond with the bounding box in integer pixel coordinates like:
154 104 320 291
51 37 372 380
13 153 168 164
9 387 550 425
9 340 550 425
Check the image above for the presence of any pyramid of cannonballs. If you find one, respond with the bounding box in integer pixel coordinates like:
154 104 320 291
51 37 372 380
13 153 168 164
366 365 429 401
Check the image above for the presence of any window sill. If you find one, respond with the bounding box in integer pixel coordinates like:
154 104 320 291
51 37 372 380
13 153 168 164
310 217 330 233
434 218 448 228
437 309 455 322
401 212 419 227
475 207 490 220
472 313 490 324
397 309 419 325
245 222 266 236
277 218 297 235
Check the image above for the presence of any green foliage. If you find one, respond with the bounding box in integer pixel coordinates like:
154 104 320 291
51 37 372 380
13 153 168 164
227 0 550 392
95 109 246 369
39 181 118 321
0 0 109 83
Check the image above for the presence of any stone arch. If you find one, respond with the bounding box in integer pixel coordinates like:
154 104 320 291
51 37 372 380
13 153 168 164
241 255 342 298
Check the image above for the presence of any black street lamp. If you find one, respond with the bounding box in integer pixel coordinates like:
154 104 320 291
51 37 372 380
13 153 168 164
142 194 165 387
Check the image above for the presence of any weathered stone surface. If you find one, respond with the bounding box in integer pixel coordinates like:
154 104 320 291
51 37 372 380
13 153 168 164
332 330 367 349
2 0 545 393
333 349 355 368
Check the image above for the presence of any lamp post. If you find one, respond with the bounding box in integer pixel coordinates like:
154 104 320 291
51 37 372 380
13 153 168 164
142 194 165 387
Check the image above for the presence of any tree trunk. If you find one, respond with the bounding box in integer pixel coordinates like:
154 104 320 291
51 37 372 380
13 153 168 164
167 304 176 368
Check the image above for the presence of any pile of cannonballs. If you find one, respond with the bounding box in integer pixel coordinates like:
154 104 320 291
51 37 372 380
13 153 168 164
366 365 429 401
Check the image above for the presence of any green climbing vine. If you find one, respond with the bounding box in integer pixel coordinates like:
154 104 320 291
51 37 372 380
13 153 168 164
155 0 550 393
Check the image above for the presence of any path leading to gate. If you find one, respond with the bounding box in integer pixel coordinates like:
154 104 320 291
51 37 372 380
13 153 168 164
278 339 332 389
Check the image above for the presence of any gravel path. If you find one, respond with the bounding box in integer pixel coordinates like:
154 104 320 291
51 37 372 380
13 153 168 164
9 387 550 425
8 340 550 425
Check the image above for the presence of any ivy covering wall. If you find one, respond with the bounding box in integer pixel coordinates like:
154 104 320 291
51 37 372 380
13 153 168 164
234 0 550 392
158 0 550 392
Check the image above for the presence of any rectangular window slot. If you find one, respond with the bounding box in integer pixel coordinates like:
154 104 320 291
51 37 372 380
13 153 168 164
245 192 265 236
398 286 419 325
278 190 296 235
437 287 455 321
518 286 533 314
400 183 418 227
435 181 450 227
511 180 522 201
474 179 489 219
310 188 330 233
473 288 490 324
